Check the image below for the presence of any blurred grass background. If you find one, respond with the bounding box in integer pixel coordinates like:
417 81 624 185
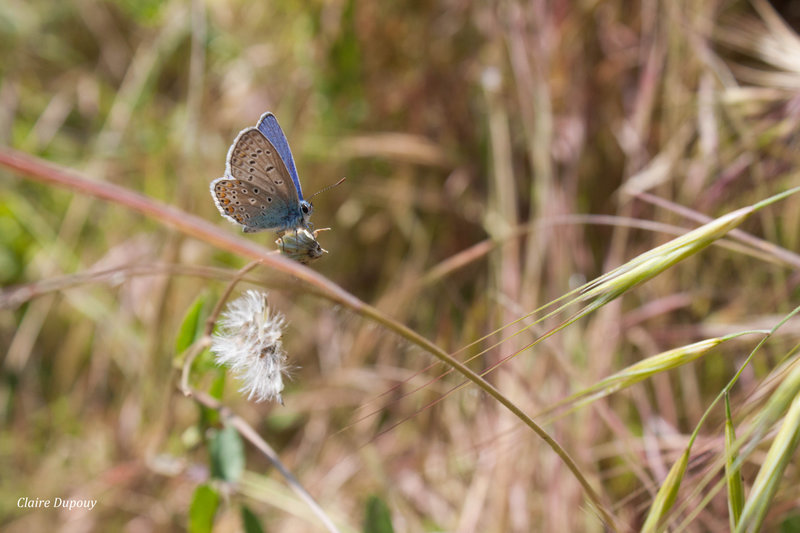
2 0 800 531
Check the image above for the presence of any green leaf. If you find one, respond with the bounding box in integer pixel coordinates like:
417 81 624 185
176 293 208 354
112 0 164 24
209 425 245 483
363 495 393 533
200 371 226 427
241 505 265 533
780 513 800 533
209 369 226 400
188 484 219 533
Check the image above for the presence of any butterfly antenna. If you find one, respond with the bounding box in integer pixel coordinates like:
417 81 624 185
309 177 346 199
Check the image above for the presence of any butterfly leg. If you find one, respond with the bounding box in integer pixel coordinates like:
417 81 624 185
275 229 286 253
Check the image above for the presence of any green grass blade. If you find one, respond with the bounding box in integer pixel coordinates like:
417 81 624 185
736 386 800 532
641 449 690 533
725 394 744 530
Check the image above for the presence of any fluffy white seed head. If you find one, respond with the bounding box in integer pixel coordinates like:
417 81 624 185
210 290 288 404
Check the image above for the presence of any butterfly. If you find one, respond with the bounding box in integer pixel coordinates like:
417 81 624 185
210 112 312 234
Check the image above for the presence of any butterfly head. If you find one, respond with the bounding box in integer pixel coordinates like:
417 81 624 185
300 199 313 226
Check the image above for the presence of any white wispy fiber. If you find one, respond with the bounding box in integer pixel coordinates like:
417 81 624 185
210 290 288 404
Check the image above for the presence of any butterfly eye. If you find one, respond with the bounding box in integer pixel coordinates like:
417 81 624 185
301 204 310 214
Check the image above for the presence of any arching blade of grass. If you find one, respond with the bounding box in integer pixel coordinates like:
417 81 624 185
0 146 618 531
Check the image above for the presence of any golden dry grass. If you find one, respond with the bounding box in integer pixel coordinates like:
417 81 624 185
2 1 800 532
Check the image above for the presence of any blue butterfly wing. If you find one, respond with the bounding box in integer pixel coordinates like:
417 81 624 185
213 128 305 233
256 112 304 201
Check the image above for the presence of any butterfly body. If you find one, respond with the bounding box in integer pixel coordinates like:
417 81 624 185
211 112 312 234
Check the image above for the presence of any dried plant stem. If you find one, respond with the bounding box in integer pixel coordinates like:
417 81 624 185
0 146 364 308
10 148 796 531
0 146 619 528
179 261 260 395
204 262 260 336
356 304 620 530
177 337 208 396
189 388 341 533
634 191 800 269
